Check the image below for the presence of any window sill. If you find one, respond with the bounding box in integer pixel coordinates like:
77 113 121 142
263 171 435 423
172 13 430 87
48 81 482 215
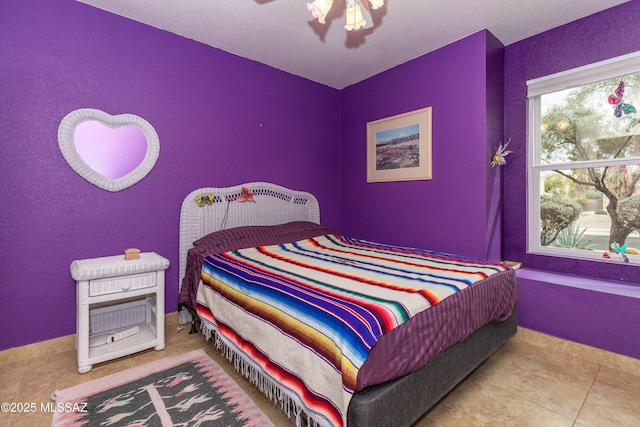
515 268 640 299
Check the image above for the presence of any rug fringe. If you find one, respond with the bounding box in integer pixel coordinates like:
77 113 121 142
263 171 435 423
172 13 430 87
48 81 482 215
201 323 328 427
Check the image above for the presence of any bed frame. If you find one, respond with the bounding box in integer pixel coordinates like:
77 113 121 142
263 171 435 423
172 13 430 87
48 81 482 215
179 182 517 427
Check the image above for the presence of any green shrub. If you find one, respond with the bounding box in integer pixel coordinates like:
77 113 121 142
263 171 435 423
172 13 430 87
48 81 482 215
540 196 582 246
550 224 595 250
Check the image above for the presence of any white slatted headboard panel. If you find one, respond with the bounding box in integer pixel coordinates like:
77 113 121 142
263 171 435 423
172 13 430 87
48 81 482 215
178 182 320 294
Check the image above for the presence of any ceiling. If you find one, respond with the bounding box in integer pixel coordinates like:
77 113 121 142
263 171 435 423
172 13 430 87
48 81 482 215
77 0 630 89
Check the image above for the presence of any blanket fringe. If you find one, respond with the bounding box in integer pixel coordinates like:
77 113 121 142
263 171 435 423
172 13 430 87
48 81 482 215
201 323 328 427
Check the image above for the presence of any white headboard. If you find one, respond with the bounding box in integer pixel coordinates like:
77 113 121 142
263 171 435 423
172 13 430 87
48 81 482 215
178 182 320 291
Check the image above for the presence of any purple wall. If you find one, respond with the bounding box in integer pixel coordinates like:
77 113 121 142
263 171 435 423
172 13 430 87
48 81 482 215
339 31 504 261
0 0 340 351
517 269 640 358
504 2 640 358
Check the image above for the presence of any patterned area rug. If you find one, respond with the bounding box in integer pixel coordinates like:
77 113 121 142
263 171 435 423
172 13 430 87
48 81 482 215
51 349 275 426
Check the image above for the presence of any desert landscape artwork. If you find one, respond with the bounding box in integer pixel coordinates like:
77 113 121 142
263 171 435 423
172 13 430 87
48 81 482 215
375 123 420 170
367 107 432 182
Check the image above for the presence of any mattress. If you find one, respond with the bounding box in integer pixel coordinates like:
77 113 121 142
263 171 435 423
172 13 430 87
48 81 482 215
179 222 518 427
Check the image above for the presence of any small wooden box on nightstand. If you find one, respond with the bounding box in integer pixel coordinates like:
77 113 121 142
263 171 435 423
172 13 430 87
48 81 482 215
70 252 170 373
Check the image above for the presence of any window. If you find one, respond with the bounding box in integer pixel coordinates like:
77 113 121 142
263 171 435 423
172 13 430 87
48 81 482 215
527 52 640 261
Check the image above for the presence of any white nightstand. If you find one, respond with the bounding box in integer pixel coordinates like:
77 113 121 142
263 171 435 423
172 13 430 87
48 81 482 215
70 252 170 373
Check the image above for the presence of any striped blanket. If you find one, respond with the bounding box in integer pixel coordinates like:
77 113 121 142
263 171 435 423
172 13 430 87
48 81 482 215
195 233 510 427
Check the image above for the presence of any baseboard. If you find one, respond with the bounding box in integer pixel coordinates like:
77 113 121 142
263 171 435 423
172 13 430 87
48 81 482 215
0 312 179 366
1 313 638 379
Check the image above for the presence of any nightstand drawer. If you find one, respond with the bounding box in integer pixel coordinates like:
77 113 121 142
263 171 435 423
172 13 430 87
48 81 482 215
89 272 156 296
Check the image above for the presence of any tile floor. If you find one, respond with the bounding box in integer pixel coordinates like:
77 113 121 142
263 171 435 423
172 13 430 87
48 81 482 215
1 314 639 427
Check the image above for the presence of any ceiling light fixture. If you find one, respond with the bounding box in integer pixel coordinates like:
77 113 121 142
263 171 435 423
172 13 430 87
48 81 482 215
307 0 384 31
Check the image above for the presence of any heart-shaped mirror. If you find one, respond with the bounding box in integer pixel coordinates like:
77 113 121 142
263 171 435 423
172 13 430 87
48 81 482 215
58 109 160 192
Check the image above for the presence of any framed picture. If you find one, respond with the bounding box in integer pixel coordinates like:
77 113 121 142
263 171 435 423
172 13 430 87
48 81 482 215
367 107 432 183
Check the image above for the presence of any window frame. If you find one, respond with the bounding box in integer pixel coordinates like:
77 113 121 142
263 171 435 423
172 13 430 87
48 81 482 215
526 51 640 261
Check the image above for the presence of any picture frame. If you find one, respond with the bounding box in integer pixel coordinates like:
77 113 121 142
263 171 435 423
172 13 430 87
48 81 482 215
366 107 432 183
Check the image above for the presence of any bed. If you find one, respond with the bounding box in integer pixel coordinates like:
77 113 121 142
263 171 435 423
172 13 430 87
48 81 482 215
178 182 518 427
